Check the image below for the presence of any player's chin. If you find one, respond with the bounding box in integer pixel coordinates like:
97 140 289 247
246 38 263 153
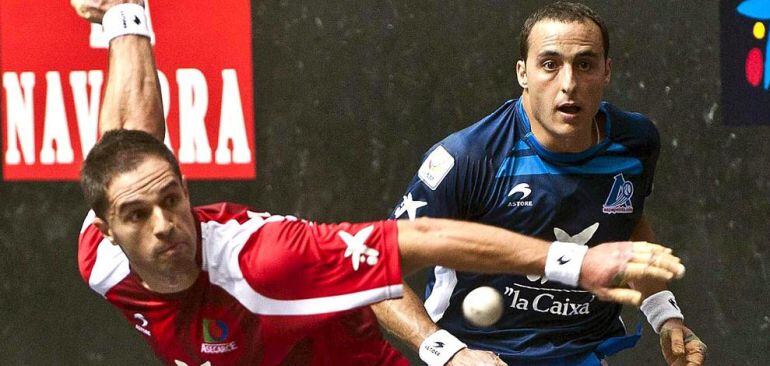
155 244 195 265
553 112 591 129
155 254 196 273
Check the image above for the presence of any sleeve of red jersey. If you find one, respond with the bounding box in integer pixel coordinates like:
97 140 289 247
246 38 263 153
239 219 404 311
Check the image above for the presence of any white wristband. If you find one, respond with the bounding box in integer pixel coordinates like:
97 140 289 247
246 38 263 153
544 241 589 287
640 290 684 333
419 330 467 366
102 3 151 42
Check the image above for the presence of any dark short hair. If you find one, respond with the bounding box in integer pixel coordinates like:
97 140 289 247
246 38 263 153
80 129 182 219
519 1 609 60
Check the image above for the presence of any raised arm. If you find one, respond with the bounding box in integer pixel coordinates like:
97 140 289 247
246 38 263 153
71 0 165 141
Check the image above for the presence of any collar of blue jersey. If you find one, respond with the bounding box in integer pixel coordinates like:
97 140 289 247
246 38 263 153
514 99 612 164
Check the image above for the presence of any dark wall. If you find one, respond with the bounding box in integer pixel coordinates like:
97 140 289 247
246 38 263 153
1 1 768 364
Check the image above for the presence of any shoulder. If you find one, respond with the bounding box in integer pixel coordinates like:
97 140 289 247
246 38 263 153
604 102 659 141
198 203 300 268
77 211 130 297
427 99 519 161
196 202 299 239
604 102 660 152
78 211 103 283
220 219 402 315
194 202 256 224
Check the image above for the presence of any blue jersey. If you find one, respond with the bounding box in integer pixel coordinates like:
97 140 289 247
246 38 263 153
391 99 660 364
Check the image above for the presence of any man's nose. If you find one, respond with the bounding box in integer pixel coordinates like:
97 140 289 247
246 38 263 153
151 207 174 238
560 65 577 94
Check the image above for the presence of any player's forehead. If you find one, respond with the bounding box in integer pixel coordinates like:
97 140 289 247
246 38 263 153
527 19 604 59
106 156 183 212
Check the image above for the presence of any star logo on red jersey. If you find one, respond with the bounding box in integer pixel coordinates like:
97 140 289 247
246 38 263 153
339 225 380 271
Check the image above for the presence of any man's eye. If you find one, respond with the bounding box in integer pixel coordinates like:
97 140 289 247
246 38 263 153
577 61 592 71
164 195 179 207
128 210 147 222
543 61 557 70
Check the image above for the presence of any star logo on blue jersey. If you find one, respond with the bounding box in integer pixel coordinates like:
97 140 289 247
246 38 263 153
394 193 427 220
602 173 634 214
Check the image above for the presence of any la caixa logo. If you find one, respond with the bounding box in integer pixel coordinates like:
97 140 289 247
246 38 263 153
721 0 770 125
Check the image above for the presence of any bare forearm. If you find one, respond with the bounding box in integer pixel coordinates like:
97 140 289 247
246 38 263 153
371 285 439 351
101 35 165 141
397 218 549 276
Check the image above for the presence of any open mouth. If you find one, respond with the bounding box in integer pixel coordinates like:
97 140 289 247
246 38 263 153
557 104 582 115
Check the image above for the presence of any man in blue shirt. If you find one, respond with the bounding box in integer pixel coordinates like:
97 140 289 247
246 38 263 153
371 2 706 366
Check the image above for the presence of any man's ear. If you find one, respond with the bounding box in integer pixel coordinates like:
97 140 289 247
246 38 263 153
604 58 612 85
94 217 115 244
182 175 190 198
516 60 528 89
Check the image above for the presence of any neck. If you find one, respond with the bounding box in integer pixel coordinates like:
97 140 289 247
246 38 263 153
137 266 200 294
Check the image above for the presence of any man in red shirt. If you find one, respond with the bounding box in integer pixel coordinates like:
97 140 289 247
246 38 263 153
72 1 686 365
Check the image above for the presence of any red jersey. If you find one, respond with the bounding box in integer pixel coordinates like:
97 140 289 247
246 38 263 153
78 202 409 366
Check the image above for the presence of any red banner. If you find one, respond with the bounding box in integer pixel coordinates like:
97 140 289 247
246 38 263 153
1 0 256 180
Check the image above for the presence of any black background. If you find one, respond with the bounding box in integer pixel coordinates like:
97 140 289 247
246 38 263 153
721 0 770 125
1 1 769 364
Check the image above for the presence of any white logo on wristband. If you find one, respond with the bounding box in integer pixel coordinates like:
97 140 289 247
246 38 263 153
544 241 589 287
100 3 154 44
419 330 466 366
641 290 684 333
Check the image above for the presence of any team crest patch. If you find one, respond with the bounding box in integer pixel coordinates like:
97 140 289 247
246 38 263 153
418 146 455 190
603 173 634 214
201 319 237 354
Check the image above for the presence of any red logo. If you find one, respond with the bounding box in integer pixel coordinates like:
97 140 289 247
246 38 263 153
1 0 256 180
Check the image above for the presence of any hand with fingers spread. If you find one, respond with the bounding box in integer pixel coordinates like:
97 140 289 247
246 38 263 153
447 348 508 366
578 241 686 306
659 319 707 366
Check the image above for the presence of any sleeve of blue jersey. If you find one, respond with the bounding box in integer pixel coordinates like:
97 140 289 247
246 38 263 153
633 113 661 197
388 136 486 220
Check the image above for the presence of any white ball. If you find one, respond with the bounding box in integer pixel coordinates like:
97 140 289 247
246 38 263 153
462 286 504 327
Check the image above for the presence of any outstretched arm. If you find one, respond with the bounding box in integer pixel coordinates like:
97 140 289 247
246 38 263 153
381 217 685 366
71 0 165 141
397 217 685 306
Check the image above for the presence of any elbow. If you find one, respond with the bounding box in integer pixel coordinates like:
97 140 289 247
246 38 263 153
410 217 435 233
398 217 443 275
400 217 455 246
